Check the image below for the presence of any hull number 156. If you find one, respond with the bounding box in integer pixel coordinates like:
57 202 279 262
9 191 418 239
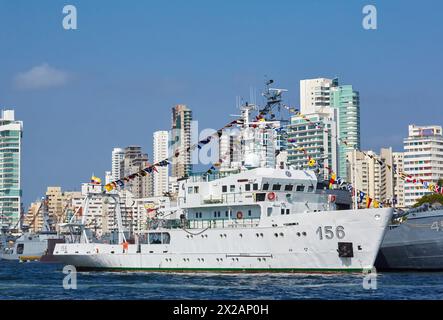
316 226 345 240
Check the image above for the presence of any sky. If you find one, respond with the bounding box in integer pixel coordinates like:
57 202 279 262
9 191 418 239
0 0 442 207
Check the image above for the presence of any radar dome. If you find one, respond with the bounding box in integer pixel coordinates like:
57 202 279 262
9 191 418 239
244 153 260 168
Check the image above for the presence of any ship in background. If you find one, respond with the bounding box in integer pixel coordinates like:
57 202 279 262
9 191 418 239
376 203 443 270
1 196 64 262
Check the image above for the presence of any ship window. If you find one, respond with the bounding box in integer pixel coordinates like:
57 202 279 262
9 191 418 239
148 233 162 244
195 212 199 219
263 183 269 191
281 209 285 215
222 185 227 193
218 211 221 217
194 186 199 193
17 243 24 254
230 185 235 192
308 186 314 192
245 184 251 191
214 211 217 217
225 211 228 217
267 207 273 217
248 210 252 216
162 233 171 244
272 184 282 191
286 209 290 215
253 183 259 191
296 185 305 192
255 193 266 202
285 185 294 191
188 187 193 194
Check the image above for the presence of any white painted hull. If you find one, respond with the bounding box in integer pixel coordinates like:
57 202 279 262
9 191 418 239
54 208 393 272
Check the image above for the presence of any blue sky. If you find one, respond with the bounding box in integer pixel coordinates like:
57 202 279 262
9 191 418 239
0 0 442 207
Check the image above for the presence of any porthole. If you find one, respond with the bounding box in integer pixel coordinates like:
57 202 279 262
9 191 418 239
297 232 301 237
279 233 284 237
302 232 307 236
274 233 278 237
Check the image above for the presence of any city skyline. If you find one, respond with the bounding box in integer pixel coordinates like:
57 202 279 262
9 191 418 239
0 0 442 207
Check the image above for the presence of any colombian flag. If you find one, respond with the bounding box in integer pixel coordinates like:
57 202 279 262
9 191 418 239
328 173 336 189
91 176 101 185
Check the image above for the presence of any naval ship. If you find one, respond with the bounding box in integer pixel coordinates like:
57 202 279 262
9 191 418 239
53 84 393 273
1 197 64 262
54 167 392 272
376 203 443 270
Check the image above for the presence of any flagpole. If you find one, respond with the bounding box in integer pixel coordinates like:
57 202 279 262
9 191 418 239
353 149 358 210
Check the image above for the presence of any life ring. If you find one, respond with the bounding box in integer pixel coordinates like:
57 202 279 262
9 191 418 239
267 192 276 201
236 211 243 219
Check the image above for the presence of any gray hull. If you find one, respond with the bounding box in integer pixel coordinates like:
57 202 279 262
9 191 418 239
376 209 443 270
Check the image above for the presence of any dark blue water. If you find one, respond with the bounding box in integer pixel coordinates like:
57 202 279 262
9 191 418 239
1 261 443 300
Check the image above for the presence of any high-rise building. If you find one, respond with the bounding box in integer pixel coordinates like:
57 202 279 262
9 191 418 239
153 131 169 197
0 110 23 228
24 201 42 233
403 125 443 207
46 187 64 224
120 146 153 198
393 152 405 208
171 105 192 178
330 84 360 178
287 109 338 180
299 78 338 114
298 78 360 179
111 148 125 182
346 148 395 206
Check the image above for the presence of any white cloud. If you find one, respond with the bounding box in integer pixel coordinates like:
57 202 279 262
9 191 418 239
14 63 69 90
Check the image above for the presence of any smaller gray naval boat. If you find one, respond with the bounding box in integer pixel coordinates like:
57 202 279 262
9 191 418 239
376 203 443 270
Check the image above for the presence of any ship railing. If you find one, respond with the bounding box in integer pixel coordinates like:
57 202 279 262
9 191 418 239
187 218 260 229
